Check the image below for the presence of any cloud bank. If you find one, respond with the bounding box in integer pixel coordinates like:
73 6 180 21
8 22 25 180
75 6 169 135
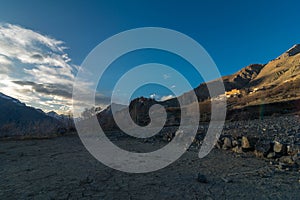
0 23 109 114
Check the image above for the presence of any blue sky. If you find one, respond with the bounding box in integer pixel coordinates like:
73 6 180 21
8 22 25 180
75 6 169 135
0 0 300 113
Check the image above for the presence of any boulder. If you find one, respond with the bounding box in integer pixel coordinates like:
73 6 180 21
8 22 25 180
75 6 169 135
254 150 264 158
287 144 300 156
242 136 258 151
267 152 276 159
255 140 272 157
279 156 294 165
232 146 243 153
232 140 240 147
273 141 287 155
277 162 290 171
222 137 232 150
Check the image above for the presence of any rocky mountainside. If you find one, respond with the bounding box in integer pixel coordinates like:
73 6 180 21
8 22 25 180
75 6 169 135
247 45 300 98
169 63 265 104
0 92 66 138
170 44 300 117
173 44 300 106
98 44 300 129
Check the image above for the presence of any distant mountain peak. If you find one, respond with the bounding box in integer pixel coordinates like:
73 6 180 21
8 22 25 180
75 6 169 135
47 111 58 115
278 44 300 59
0 93 66 138
0 92 24 106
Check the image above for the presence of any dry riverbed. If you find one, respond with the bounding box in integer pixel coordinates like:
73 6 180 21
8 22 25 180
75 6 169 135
1 133 300 200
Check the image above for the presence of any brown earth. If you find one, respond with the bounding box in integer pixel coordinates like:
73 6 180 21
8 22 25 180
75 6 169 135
1 133 299 200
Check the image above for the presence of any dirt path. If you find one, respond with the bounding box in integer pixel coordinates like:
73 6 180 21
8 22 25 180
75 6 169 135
0 135 299 200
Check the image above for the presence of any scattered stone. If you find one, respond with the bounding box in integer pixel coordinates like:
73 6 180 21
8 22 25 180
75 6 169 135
255 140 272 157
242 136 258 150
197 173 208 183
277 162 290 171
279 156 294 165
241 136 250 149
292 153 300 166
222 137 232 150
232 140 239 147
254 150 264 158
163 133 173 142
232 146 243 153
273 141 287 155
267 152 276 159
287 144 300 156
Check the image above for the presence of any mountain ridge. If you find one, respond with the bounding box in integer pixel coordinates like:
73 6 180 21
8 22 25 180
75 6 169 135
179 44 300 105
97 44 300 129
0 92 68 138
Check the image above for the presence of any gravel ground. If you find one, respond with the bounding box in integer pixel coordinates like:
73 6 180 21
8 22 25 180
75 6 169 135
222 115 300 144
1 129 300 200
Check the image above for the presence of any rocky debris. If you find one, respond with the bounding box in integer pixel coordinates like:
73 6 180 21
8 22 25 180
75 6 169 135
255 140 272 157
211 115 300 169
267 152 276 159
293 153 300 166
273 141 287 155
217 136 299 169
254 150 264 158
241 136 258 151
232 139 240 147
162 131 175 142
279 156 294 165
222 136 233 150
197 173 208 183
276 162 291 171
98 114 300 171
288 144 300 156
232 146 243 153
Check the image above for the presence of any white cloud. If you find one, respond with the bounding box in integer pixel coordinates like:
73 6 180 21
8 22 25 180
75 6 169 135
0 23 107 114
0 54 12 65
0 54 12 74
150 93 156 99
160 95 174 101
163 74 170 79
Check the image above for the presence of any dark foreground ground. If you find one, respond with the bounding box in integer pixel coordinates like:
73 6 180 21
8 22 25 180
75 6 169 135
1 133 300 200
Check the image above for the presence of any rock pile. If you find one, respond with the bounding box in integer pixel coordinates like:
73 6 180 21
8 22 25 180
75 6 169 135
216 135 300 170
116 114 300 171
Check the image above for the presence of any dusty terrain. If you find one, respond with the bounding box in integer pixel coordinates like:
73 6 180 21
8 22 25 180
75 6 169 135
1 129 300 200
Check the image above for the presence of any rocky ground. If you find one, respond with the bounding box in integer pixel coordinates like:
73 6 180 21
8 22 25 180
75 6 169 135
214 115 300 171
1 115 300 199
160 115 300 171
